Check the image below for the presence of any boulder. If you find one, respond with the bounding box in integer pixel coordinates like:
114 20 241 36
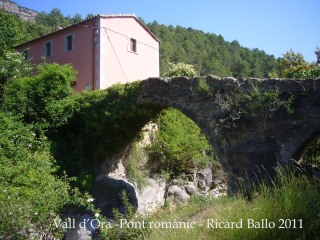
184 182 197 196
197 168 212 186
167 185 190 204
197 179 207 189
137 177 166 214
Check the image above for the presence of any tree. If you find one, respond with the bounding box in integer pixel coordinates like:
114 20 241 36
277 49 320 79
315 47 320 65
0 11 27 53
278 49 308 78
71 13 83 24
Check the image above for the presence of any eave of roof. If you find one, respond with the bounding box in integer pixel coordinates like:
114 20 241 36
98 14 161 43
16 15 98 48
16 13 160 48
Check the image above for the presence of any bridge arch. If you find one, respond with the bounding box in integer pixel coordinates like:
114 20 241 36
138 76 320 193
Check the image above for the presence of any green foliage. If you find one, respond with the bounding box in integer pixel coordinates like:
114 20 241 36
126 143 149 190
164 62 197 77
302 138 320 165
196 78 210 95
0 11 27 52
2 63 76 131
0 112 71 239
147 108 215 175
147 22 278 77
289 64 320 79
24 9 85 40
0 51 32 100
277 49 320 79
215 83 293 127
240 85 294 116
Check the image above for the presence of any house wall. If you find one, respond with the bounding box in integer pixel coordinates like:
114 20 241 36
17 19 96 92
16 16 160 91
99 16 160 89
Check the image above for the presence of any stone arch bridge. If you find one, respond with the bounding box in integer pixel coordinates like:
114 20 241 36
137 76 320 193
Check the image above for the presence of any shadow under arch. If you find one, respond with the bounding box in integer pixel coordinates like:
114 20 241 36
91 177 138 218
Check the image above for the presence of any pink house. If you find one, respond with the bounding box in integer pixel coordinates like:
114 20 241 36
16 14 160 92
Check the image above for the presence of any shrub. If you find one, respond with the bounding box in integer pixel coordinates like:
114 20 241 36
147 108 215 176
0 51 32 101
2 63 76 131
126 143 149 190
164 63 197 78
0 113 71 239
196 78 211 95
215 83 294 128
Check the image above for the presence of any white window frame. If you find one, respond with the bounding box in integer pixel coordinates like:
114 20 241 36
44 40 53 57
127 37 139 54
64 33 75 52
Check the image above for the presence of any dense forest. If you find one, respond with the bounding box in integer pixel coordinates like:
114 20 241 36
147 21 278 77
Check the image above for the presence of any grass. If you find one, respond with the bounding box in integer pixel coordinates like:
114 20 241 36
102 166 320 240
126 143 149 190
197 78 210 94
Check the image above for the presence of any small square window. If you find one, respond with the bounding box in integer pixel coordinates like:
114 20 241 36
129 38 137 53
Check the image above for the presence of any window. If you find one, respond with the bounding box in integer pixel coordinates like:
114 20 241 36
128 37 138 53
44 41 52 57
64 33 75 52
84 83 91 91
22 48 30 60
67 35 72 51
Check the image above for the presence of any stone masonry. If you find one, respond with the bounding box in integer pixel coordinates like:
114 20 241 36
137 76 320 193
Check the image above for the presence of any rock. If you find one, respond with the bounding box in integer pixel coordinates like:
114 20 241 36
66 214 97 240
91 177 138 218
167 185 190 204
184 182 197 196
171 179 180 185
197 179 207 189
197 168 212 186
0 0 38 21
137 177 166 215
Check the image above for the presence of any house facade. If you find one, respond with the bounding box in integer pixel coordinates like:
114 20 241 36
16 14 160 92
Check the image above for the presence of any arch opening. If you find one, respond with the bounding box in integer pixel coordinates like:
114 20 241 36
293 131 320 166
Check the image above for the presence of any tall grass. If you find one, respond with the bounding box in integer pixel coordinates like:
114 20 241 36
144 166 320 240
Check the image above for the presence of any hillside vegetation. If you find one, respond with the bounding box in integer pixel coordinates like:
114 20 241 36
147 21 278 77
